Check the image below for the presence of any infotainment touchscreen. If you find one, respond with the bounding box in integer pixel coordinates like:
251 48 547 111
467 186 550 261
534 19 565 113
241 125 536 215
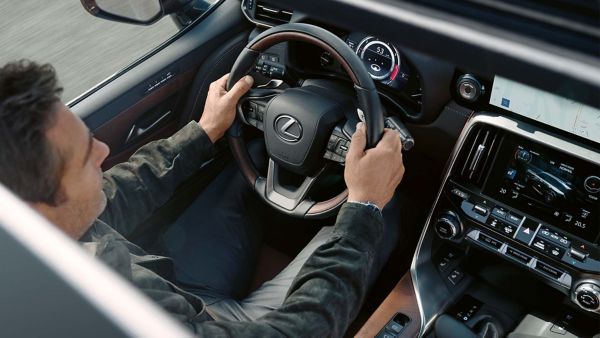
489 76 600 144
484 136 600 243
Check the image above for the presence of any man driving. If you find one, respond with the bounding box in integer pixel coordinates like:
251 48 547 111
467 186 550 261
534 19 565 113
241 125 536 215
0 60 405 337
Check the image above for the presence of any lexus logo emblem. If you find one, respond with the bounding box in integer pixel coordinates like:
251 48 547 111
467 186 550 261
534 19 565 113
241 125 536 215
274 115 303 142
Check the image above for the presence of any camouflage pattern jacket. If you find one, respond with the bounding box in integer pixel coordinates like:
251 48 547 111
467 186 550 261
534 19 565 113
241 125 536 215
79 121 384 337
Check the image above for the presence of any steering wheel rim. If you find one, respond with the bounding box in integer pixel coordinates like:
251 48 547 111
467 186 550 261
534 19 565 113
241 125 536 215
226 23 385 219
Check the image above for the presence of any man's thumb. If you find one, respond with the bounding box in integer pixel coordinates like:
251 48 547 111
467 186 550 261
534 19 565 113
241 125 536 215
347 122 367 160
226 75 254 100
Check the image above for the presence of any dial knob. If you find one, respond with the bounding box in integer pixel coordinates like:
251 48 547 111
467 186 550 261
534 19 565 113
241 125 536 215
573 282 600 312
435 211 462 240
457 74 485 102
584 175 600 194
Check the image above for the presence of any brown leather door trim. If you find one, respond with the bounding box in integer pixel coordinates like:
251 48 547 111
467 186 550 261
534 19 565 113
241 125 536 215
95 69 196 170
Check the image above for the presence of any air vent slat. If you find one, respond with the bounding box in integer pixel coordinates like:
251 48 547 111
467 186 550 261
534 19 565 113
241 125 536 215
476 132 500 183
254 1 293 26
461 128 482 177
458 125 503 188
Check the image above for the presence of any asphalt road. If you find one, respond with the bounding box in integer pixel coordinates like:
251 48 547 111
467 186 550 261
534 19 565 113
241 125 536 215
0 1 178 102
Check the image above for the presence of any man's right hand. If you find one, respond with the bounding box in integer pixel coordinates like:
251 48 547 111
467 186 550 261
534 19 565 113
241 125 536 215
344 123 405 210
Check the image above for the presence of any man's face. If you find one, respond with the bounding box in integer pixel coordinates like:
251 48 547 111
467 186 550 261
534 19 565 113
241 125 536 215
35 103 110 239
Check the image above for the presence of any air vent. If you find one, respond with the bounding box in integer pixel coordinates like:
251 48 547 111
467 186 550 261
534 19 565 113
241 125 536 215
254 1 293 26
458 125 503 186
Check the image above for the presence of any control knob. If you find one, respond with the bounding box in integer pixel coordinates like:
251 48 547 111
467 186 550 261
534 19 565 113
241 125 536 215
456 74 485 102
435 211 463 240
584 175 600 194
573 281 600 312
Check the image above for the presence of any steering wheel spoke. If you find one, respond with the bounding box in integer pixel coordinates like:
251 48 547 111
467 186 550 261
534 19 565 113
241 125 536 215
237 88 282 131
259 159 325 212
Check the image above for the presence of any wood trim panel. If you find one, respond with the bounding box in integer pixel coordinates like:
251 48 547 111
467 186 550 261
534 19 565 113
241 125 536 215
356 272 422 338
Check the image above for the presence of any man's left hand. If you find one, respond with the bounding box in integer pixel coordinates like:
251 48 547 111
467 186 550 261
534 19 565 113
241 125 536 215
199 73 254 143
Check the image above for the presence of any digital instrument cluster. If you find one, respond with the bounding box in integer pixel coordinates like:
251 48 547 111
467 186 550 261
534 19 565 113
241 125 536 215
345 32 410 91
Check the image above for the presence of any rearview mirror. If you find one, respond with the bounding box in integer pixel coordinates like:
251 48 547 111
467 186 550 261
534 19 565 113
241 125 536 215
81 0 164 25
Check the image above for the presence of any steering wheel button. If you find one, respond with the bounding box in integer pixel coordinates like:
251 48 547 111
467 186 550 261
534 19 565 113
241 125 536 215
327 136 339 151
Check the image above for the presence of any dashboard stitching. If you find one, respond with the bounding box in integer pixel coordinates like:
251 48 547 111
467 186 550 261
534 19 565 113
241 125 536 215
445 104 473 119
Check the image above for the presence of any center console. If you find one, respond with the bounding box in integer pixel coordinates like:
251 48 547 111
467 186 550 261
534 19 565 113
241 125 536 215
420 113 599 335
373 113 600 337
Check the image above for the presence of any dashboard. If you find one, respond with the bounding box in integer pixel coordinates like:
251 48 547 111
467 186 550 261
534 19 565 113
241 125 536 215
286 29 425 116
239 0 600 334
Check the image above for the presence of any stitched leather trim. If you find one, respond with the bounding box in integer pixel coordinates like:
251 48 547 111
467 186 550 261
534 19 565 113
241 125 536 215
306 189 348 216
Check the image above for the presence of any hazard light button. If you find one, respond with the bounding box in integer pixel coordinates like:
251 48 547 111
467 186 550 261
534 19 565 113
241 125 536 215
515 218 540 245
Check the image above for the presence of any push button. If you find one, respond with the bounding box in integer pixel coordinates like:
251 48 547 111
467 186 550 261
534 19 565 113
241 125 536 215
448 269 465 285
537 226 570 248
548 245 565 259
473 204 488 216
385 322 404 335
491 207 508 220
569 248 588 262
486 217 503 231
532 237 549 252
450 188 470 200
506 213 524 225
478 233 503 250
505 247 532 264
535 261 563 279
499 222 518 237
515 218 539 245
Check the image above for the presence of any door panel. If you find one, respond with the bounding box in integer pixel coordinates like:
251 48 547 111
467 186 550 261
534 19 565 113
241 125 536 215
72 0 252 168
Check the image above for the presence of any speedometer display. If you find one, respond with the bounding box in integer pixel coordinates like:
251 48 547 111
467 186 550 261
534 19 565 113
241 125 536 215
357 37 396 80
350 35 410 90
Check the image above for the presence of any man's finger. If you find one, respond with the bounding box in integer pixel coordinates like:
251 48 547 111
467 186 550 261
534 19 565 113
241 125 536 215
225 75 254 100
380 128 402 149
212 73 229 90
347 122 367 161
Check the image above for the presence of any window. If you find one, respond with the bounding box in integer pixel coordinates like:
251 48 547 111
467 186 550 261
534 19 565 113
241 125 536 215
0 1 179 102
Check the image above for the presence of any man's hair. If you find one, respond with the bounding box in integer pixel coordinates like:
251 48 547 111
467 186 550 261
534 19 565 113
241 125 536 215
0 60 65 205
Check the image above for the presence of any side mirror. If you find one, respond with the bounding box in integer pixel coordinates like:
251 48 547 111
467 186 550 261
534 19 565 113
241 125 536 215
80 0 174 25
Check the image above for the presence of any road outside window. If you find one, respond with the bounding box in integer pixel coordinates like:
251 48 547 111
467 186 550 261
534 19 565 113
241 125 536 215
0 1 179 102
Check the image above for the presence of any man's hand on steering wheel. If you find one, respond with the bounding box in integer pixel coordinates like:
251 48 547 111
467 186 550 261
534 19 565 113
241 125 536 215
345 123 405 210
199 74 254 143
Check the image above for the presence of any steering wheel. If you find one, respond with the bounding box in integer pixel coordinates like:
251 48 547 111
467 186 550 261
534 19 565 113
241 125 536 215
226 23 386 219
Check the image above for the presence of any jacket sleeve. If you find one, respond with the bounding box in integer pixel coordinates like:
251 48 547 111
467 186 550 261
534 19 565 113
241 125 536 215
98 121 216 237
191 203 384 338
